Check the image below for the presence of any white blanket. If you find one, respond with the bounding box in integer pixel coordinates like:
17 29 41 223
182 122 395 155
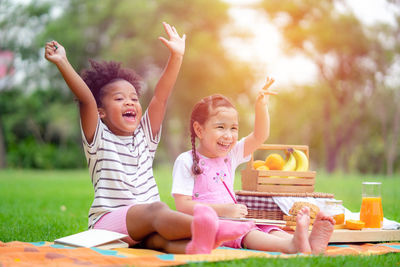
272 196 400 230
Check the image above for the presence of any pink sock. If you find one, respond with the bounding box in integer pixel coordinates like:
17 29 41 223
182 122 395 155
214 220 255 249
185 205 218 254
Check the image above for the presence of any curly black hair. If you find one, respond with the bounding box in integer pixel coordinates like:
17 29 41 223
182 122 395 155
81 59 142 107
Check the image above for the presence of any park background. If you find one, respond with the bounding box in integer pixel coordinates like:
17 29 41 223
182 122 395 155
1 0 399 174
1 0 400 263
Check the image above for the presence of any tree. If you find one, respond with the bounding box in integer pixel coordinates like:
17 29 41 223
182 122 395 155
260 0 399 173
0 0 53 168
39 0 257 162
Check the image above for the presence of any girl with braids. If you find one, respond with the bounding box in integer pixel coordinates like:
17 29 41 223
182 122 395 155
171 78 335 254
44 22 253 254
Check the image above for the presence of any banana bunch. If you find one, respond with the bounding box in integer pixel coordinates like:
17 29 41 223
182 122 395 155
282 148 309 172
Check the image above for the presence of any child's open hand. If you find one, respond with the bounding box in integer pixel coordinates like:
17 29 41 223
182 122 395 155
45 41 66 64
158 22 186 56
257 76 278 104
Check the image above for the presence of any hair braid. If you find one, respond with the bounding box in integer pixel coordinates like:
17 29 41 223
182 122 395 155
190 128 203 175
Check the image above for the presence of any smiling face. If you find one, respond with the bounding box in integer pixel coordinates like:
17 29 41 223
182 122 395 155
98 79 142 136
194 106 239 158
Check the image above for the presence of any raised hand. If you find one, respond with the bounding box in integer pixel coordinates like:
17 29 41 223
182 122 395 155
158 22 186 56
261 76 277 95
257 76 278 104
44 41 66 64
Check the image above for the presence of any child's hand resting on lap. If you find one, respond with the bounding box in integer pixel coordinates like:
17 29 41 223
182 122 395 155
221 203 248 218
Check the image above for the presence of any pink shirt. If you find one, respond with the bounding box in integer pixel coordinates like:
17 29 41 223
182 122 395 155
172 138 250 202
192 153 235 204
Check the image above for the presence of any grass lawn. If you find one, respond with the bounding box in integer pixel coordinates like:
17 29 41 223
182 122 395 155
0 166 399 266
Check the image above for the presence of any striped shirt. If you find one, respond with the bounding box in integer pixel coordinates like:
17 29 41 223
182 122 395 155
81 110 161 228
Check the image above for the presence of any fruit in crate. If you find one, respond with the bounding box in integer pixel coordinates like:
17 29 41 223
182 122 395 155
265 153 285 170
284 148 309 172
256 165 269 171
282 150 297 171
253 160 266 169
292 149 309 171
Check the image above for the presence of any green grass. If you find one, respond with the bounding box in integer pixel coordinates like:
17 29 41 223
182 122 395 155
1 167 399 266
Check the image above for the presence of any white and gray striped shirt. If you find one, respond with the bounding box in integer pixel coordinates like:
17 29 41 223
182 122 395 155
81 110 161 228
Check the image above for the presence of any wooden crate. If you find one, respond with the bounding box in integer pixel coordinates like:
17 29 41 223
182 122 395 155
241 144 316 193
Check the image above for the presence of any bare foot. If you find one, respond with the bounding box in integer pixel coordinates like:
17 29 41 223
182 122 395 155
293 207 312 254
309 211 335 254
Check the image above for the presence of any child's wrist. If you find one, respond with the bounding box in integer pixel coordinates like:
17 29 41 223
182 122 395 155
170 52 184 59
54 56 69 69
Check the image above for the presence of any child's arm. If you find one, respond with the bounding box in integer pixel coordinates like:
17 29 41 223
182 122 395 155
45 41 98 144
174 194 248 218
243 77 277 157
147 22 186 137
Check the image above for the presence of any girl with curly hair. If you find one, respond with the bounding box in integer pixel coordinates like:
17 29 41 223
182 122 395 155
45 22 252 254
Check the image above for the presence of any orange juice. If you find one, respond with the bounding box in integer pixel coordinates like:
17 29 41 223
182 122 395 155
325 200 345 225
360 197 383 228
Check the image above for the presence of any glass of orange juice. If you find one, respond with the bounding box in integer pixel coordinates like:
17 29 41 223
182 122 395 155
360 182 383 228
324 200 345 225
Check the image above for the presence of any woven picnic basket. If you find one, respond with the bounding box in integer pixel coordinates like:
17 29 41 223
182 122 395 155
235 190 334 220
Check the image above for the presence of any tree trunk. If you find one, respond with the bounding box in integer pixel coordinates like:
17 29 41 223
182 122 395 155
385 93 400 176
326 144 339 173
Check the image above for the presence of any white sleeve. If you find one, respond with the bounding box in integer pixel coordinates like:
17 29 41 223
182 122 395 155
140 109 161 153
80 116 103 153
171 152 195 197
229 137 251 171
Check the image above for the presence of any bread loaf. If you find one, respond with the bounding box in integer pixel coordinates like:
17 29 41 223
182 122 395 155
288 201 319 218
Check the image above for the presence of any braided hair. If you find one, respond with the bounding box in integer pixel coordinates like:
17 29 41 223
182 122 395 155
190 94 236 175
81 59 142 107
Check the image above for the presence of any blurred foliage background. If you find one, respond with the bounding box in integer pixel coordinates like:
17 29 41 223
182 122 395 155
0 0 399 175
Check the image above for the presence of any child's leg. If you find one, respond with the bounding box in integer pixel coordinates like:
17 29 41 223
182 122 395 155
214 219 254 249
242 207 312 254
141 233 189 254
126 201 193 241
126 202 252 254
185 204 218 254
269 229 292 238
309 211 335 254
242 230 295 253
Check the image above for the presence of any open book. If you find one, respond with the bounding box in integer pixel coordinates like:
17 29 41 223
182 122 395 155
54 229 129 249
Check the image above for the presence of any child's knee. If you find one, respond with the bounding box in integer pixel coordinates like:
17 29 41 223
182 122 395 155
148 201 170 213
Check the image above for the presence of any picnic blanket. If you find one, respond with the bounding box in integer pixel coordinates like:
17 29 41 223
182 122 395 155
1 241 400 266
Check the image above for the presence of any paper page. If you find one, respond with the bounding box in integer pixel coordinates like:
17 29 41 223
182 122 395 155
219 217 285 225
54 229 128 248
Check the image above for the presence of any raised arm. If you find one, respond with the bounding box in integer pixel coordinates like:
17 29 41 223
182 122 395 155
45 41 98 143
243 77 277 157
147 22 186 137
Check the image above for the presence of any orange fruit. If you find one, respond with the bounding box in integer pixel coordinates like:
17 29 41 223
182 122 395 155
345 220 365 230
256 165 269 171
265 153 285 170
253 160 266 170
